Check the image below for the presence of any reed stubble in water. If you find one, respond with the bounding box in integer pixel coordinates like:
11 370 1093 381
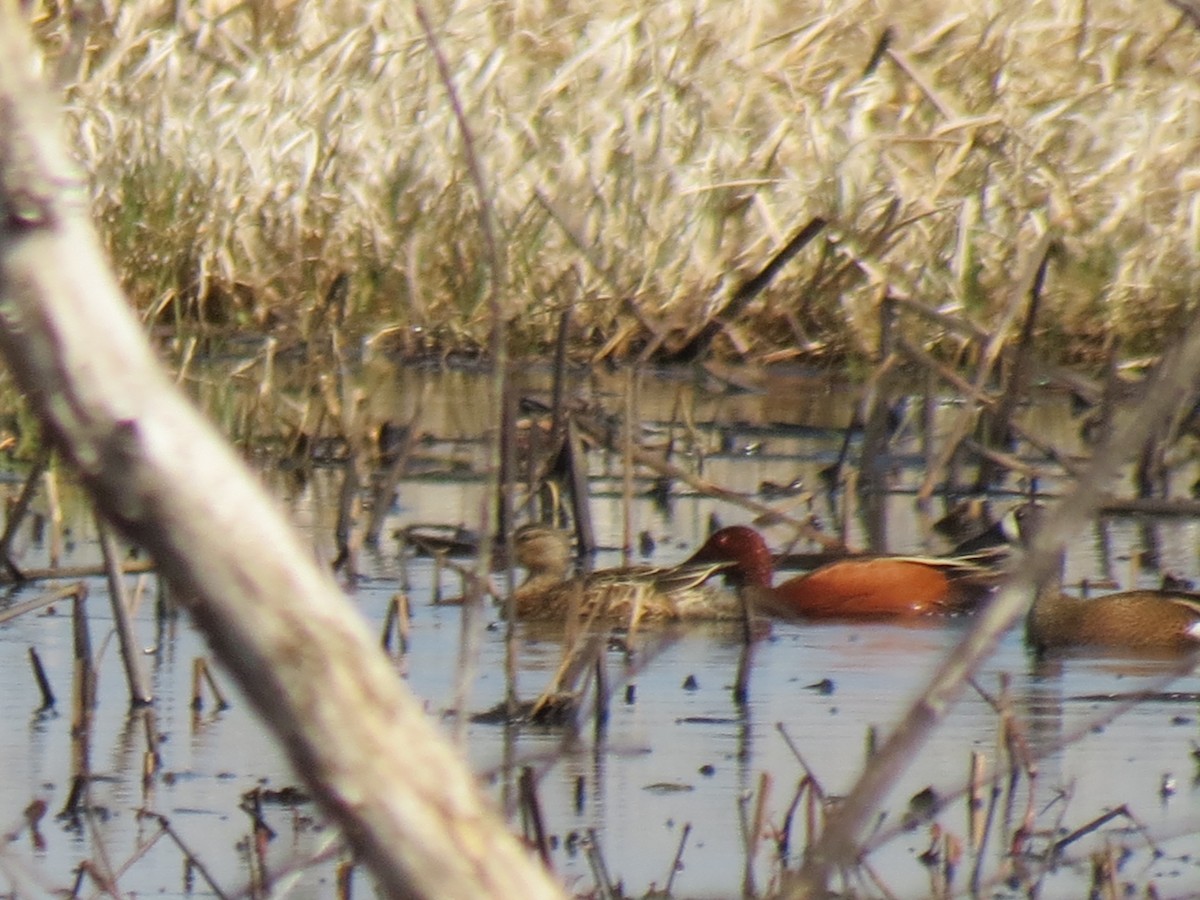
0 10 563 900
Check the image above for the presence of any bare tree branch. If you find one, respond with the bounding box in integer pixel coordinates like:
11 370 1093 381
0 10 562 900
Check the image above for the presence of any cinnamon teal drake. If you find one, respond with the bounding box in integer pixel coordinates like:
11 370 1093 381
681 525 999 619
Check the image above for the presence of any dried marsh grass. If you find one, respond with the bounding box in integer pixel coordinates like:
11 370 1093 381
34 0 1200 363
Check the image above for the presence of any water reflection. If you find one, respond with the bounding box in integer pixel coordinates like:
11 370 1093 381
1 367 1200 896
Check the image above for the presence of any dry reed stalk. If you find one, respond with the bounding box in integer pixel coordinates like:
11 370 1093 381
336 861 354 900
658 824 692 895
42 462 62 568
35 1 1200 366
973 240 1055 489
897 334 1085 480
583 828 617 900
365 417 422 547
620 368 635 564
517 767 552 869
140 812 231 899
27 647 54 709
967 751 985 849
592 651 608 736
97 515 153 707
498 377 519 553
562 420 596 554
0 559 156 584
380 592 411 655
0 440 49 580
415 1 509 750
0 582 83 626
917 231 1057 500
858 298 899 491
190 657 230 712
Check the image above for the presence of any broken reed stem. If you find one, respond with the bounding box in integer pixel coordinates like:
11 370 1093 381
336 860 354 900
583 828 617 900
191 658 230 712
914 230 1056 500
564 419 595 554
967 751 986 849
549 306 572 442
663 821 691 895
0 581 83 626
501 381 520 720
42 463 63 569
415 2 506 750
518 767 552 869
97 515 153 707
859 296 900 489
665 216 827 362
743 771 770 896
380 592 411 654
142 812 231 899
897 335 1086 483
0 558 155 586
969 776 1002 896
333 437 364 578
0 440 50 579
364 411 422 546
70 583 95 714
621 368 635 565
27 646 54 708
593 651 609 737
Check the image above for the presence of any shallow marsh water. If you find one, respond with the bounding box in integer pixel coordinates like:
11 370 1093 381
0 366 1199 898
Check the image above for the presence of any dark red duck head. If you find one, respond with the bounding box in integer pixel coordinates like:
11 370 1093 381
682 526 776 589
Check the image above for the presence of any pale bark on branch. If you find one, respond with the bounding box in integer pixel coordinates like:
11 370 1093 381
0 10 562 900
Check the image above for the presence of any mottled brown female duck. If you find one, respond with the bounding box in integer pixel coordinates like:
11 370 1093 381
1026 579 1200 653
511 524 742 625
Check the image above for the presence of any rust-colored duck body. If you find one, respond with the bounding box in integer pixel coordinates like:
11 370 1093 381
1026 581 1200 653
682 525 996 620
511 524 741 625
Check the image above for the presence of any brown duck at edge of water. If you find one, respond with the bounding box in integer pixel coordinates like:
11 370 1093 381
510 524 742 625
990 503 1200 653
1026 578 1200 653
